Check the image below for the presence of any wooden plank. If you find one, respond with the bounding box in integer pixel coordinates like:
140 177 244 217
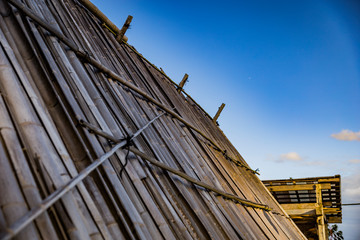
266 183 331 192
281 204 317 216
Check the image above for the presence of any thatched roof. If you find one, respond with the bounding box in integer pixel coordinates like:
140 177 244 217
0 0 306 239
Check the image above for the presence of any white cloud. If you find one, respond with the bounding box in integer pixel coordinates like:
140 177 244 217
331 129 360 141
279 152 303 162
349 159 360 164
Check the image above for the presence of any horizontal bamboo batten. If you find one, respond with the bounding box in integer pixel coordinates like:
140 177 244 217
0 0 307 239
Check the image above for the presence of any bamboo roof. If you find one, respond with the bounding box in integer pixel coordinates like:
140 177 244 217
0 0 306 239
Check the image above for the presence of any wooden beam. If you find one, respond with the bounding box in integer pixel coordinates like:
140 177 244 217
266 183 331 192
282 203 317 210
323 208 341 214
328 216 342 223
116 15 133 42
318 178 340 182
316 184 327 240
177 73 188 93
212 103 225 123
281 203 316 216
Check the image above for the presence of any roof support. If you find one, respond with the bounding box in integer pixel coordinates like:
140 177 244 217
177 73 188 93
116 15 133 42
213 103 225 124
266 183 331 192
316 184 327 240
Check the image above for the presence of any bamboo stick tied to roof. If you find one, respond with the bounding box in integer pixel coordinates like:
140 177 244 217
177 73 189 93
213 103 226 124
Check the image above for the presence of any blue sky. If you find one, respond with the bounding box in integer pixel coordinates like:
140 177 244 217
93 0 360 238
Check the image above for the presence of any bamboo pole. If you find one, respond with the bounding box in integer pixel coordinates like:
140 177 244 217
0 115 39 240
116 15 132 42
129 146 271 211
213 103 225 123
76 0 129 43
0 93 58 240
177 73 188 93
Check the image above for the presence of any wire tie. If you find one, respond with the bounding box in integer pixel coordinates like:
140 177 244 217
119 135 133 178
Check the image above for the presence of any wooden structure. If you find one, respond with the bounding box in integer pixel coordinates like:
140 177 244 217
213 103 226 124
0 0 306 239
263 175 342 240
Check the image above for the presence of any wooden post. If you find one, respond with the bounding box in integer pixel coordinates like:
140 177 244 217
116 15 133 42
316 184 327 240
177 73 188 93
213 103 225 123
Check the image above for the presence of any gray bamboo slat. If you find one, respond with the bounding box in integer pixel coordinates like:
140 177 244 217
0 141 38 240
141 177 193 239
1 112 164 240
0 24 59 240
82 178 126 240
90 78 183 239
102 81 190 237
60 31 169 239
26 22 138 239
0 43 92 240
48 62 151 239
105 86 219 236
0 97 58 240
15 11 129 238
0 16 116 240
